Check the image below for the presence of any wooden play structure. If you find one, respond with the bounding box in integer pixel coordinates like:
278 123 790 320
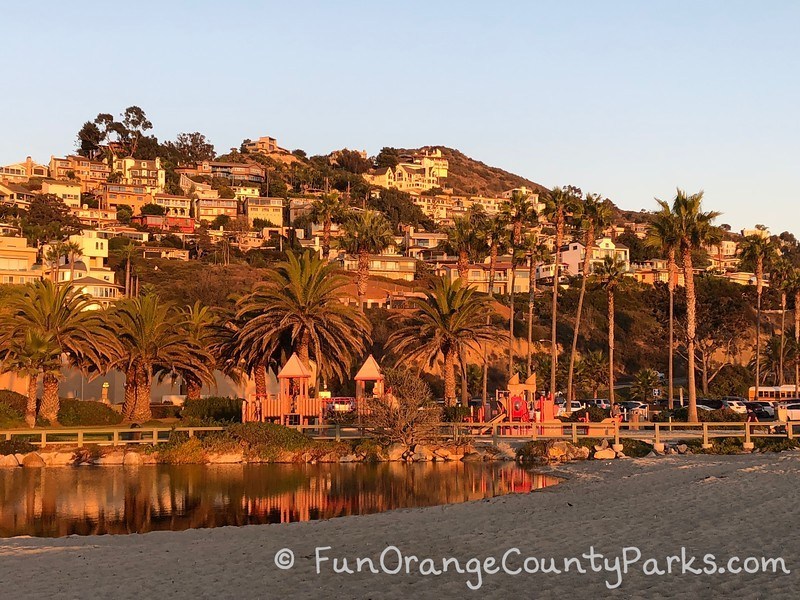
354 354 384 418
242 353 323 425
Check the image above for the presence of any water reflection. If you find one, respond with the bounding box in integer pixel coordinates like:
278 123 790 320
0 463 559 538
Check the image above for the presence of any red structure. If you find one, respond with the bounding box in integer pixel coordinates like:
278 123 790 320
242 353 323 425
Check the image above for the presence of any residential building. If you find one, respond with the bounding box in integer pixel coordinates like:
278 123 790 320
176 161 266 184
705 239 740 272
233 185 260 200
244 197 284 227
41 180 81 208
0 157 49 183
49 155 111 193
131 214 195 234
139 246 190 261
403 227 447 259
96 227 150 243
42 230 116 286
623 221 650 240
741 228 770 239
364 148 448 194
0 183 35 210
71 207 117 228
112 157 166 194
341 254 416 282
243 135 287 155
560 237 630 276
70 276 122 309
438 261 531 295
0 236 39 285
178 173 219 199
630 259 685 287
103 183 151 215
196 198 238 222
153 193 192 217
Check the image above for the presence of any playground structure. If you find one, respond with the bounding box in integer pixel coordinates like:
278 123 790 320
354 355 384 418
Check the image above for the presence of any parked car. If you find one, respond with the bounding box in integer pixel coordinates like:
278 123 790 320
585 398 611 410
556 400 586 416
777 400 800 421
617 401 648 419
720 398 747 414
746 401 776 419
696 398 723 410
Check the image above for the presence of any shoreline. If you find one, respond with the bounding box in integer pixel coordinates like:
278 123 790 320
1 452 798 598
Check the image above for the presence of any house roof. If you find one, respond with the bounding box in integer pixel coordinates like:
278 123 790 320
355 355 383 381
71 276 122 288
278 353 311 379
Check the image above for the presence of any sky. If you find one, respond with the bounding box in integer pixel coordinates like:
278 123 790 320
1 0 798 233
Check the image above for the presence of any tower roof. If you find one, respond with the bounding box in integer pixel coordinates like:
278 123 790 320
354 354 383 381
277 353 311 379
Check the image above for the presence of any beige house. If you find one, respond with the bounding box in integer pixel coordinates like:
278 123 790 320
42 180 82 208
153 193 192 217
112 157 166 195
244 197 284 227
197 198 238 222
103 183 151 215
364 148 448 194
0 182 35 210
341 254 416 282
560 237 630 276
0 236 39 285
49 155 111 193
438 261 531 295
0 156 49 183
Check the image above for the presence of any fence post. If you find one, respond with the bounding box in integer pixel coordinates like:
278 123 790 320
571 422 578 444
614 421 620 448
335 424 341 443
653 422 665 453
743 422 754 450
702 423 710 449
188 428 195 438
77 430 84 448
152 429 158 445
40 431 46 447
788 421 794 440
4 433 10 441
112 430 119 446
492 423 498 446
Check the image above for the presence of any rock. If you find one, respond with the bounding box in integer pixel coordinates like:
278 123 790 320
0 454 19 468
616 452 628 459
433 447 453 460
140 453 157 465
593 439 609 452
317 452 340 463
646 451 658 457
462 452 485 462
676 444 688 455
94 452 125 466
338 454 359 463
573 446 591 460
38 452 74 466
385 443 407 461
21 453 46 468
14 453 25 464
494 443 517 461
684 449 693 455
413 445 435 461
123 452 143 466
593 448 616 460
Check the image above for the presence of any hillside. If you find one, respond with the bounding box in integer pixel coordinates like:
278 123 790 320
402 146 548 197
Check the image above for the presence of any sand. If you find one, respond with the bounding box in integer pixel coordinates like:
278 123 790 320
1 453 798 599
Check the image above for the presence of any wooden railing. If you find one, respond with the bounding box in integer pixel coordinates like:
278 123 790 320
0 421 795 449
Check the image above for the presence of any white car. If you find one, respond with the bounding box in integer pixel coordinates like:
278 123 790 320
556 400 586 416
778 402 800 421
720 398 747 414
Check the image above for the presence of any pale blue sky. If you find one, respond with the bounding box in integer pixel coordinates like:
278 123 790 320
2 1 798 232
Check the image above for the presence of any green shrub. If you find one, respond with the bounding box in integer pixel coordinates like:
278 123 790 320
57 400 123 426
652 407 745 422
159 436 207 464
150 405 181 419
0 390 27 414
181 396 242 423
565 407 611 422
0 439 36 455
754 437 800 452
443 406 472 422
516 440 552 463
0 403 25 428
226 422 312 451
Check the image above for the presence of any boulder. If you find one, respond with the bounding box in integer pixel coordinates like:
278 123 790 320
494 443 517 461
21 453 46 468
94 452 125 466
593 448 616 460
38 451 74 466
317 452 340 463
572 445 591 460
385 443 407 462
140 453 157 465
123 452 143 466
676 444 689 455
461 452 485 462
338 454 359 463
593 439 609 452
412 445 435 462
0 454 19 468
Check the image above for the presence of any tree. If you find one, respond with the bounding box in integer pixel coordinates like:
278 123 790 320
63 240 82 282
309 191 347 260
116 205 133 225
235 251 371 389
441 216 481 280
211 214 231 229
646 200 681 409
0 280 110 423
738 234 776 396
575 350 609 399
375 147 400 169
542 185 581 396
339 210 395 310
566 193 613 401
387 277 504 406
140 203 166 216
121 106 153 157
594 256 626 405
76 121 103 158
770 256 794 385
630 368 661 403
523 235 550 377
172 132 215 164
177 302 220 400
22 194 82 244
109 293 205 421
670 189 721 422
368 188 433 230
0 330 60 426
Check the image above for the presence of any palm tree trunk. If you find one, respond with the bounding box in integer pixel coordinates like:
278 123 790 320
39 372 60 424
779 292 786 386
567 230 593 401
550 221 563 397
254 363 267 401
457 251 469 280
25 374 38 428
684 247 698 423
459 345 469 405
608 290 615 406
297 331 311 367
481 245 497 409
508 261 517 379
123 368 137 419
668 251 675 410
357 250 369 310
186 380 202 401
526 257 536 378
795 290 800 396
322 221 331 260
443 347 457 407
755 290 762 398
131 363 152 421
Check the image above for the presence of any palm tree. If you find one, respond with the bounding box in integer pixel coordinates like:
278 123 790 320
646 202 681 409
63 240 83 282
0 330 61 426
109 294 206 421
44 241 66 283
770 256 793 385
594 256 626 405
630 368 661 403
0 280 110 423
235 251 370 389
388 277 504 406
542 185 580 396
179 301 221 401
789 270 800 394
441 216 481 280
575 350 609 399
501 191 537 378
523 234 550 377
671 189 721 422
309 191 347 260
566 193 613 401
738 234 776 397
339 210 395 310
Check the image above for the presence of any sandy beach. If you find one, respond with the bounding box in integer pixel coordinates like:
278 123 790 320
0 453 798 599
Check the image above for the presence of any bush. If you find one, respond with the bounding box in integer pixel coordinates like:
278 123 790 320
57 400 124 426
181 396 242 424
0 439 36 455
226 422 313 451
0 403 25 428
0 390 27 414
652 407 745 423
150 405 181 419
565 407 611 422
443 406 472 422
159 436 207 464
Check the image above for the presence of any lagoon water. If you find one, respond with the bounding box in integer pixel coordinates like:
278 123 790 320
0 462 558 538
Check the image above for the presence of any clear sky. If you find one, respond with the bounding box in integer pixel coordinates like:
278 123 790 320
2 1 798 232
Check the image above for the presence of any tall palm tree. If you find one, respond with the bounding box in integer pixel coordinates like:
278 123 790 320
109 293 206 421
178 301 221 401
789 269 800 395
235 251 370 389
44 241 66 283
501 191 537 378
0 280 110 423
388 277 505 406
441 216 481 280
63 240 83 282
594 256 626 406
566 193 613 401
542 185 580 396
770 256 793 385
309 191 347 260
671 189 721 422
646 201 681 409
738 234 776 397
523 234 550 377
339 210 395 310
